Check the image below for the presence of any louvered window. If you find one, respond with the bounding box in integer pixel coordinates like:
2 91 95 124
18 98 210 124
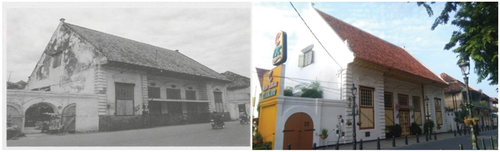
115 83 134 115
148 87 160 98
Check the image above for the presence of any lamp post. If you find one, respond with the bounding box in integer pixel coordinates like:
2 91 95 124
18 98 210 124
350 83 358 150
459 58 478 150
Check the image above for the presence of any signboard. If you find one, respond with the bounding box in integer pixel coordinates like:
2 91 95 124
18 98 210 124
273 31 287 66
262 65 282 99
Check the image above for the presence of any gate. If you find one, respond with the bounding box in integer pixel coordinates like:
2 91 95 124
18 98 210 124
283 112 314 150
62 103 76 133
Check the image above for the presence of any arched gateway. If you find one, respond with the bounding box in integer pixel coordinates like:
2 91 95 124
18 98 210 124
282 112 314 150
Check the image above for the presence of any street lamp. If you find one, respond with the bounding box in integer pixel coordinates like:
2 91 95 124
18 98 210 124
459 58 478 150
350 83 357 150
425 96 431 140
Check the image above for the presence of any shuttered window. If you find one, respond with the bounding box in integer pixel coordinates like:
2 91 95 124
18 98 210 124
186 90 196 100
148 87 160 98
413 96 422 126
435 98 443 125
214 91 223 112
115 83 134 115
398 94 409 106
166 88 181 99
384 92 394 126
359 86 374 129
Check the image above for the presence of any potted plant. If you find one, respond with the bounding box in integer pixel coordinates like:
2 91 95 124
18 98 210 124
385 126 391 133
346 120 352 126
253 131 263 145
320 129 328 139
356 121 362 126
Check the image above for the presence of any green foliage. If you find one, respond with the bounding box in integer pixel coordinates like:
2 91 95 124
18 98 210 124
410 122 422 135
385 124 402 137
253 141 272 150
424 120 435 134
419 2 498 85
254 131 262 140
321 128 328 135
283 87 293 96
295 81 323 98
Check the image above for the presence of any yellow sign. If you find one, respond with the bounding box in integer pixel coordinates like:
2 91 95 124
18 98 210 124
261 65 282 99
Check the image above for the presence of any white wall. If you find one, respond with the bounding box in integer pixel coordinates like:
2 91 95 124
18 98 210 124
284 4 355 101
273 96 346 149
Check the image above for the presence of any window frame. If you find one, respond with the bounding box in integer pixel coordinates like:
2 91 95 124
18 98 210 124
52 52 62 68
359 86 375 130
115 82 135 116
148 87 161 98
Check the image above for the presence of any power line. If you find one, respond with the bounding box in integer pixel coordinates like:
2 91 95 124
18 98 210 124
289 2 343 70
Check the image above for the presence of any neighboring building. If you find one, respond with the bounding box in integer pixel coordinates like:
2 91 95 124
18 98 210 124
440 73 495 130
10 18 231 132
221 71 251 120
257 4 449 150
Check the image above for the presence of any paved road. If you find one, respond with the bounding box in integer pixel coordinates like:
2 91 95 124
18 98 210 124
322 129 498 150
7 121 250 147
387 130 498 150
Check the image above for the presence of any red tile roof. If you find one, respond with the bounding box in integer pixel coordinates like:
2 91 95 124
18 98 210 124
440 73 483 95
255 67 270 89
315 9 447 86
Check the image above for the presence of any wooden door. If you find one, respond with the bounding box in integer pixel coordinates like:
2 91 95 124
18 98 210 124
283 113 314 150
399 110 410 135
62 104 76 133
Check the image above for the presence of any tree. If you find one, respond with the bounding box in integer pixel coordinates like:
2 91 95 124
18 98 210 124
7 80 28 90
419 2 498 85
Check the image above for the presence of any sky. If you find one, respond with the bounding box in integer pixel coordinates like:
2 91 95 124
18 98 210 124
251 2 498 116
3 2 251 84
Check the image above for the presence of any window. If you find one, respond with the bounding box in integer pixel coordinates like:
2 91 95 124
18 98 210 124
413 96 422 126
384 92 394 126
435 98 443 125
148 87 160 98
384 92 393 108
166 87 181 99
186 90 196 100
115 83 134 115
359 86 374 129
214 91 223 112
298 45 314 67
398 94 409 106
52 52 62 68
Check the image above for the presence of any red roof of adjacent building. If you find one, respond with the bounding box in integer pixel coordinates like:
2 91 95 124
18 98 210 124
255 67 270 89
440 73 484 95
315 9 447 86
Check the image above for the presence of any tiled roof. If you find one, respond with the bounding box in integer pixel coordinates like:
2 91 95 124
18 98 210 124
440 73 483 95
315 9 447 86
255 67 270 89
63 22 229 81
221 71 250 90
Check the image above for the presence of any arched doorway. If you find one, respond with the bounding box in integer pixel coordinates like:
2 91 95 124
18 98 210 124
61 104 76 133
24 102 55 131
283 112 314 150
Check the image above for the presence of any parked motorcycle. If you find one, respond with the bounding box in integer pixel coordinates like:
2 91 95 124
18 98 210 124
239 115 249 125
211 119 225 129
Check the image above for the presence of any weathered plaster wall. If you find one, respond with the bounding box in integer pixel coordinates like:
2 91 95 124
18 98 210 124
6 90 100 132
105 68 145 115
226 87 251 120
28 23 107 94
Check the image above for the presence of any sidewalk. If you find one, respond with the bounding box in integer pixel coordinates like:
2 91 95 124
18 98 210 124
320 130 480 150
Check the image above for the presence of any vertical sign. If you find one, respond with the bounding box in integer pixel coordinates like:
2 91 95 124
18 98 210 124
273 31 287 66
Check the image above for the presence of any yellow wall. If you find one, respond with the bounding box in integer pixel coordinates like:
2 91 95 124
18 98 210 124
257 65 282 149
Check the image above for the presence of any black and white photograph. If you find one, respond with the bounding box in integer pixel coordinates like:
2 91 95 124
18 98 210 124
4 2 251 148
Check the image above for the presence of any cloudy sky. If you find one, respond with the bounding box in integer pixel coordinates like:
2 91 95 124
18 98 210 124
251 2 498 116
3 2 251 83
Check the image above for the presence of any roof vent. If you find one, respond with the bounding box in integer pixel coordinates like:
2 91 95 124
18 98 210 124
60 18 65 23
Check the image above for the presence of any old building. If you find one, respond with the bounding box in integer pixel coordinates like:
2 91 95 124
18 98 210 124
13 19 231 132
440 73 495 130
257 4 449 149
221 71 251 120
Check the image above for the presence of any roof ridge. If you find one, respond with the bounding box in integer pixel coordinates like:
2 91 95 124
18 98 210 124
313 8 447 86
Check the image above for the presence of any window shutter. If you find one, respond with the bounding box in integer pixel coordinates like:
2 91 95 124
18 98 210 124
298 54 304 67
310 51 314 64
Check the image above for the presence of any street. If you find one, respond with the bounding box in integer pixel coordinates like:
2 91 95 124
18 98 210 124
7 121 250 147
387 129 498 150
